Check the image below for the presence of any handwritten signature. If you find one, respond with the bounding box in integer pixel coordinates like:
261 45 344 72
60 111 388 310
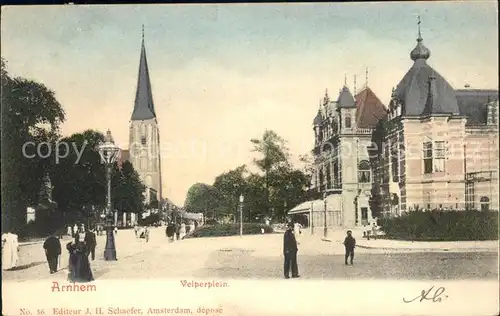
403 286 447 303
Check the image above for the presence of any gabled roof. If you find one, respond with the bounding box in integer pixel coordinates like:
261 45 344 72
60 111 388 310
131 38 157 121
455 89 499 125
355 87 387 128
337 86 356 108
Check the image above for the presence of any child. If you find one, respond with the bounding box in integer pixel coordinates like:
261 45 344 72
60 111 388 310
343 230 356 265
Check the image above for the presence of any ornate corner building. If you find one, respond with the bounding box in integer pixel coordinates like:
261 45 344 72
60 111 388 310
372 26 498 216
309 83 387 228
308 21 498 228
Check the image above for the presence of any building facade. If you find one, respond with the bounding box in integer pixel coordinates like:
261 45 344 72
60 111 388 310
128 29 163 204
371 24 499 215
309 84 387 228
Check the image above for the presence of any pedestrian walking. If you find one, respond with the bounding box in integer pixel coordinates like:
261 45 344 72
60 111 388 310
371 223 378 240
114 227 118 235
343 230 356 265
43 231 61 274
180 223 186 240
67 225 72 237
175 223 181 241
85 227 97 261
283 222 299 279
72 224 78 238
166 222 175 242
2 231 20 271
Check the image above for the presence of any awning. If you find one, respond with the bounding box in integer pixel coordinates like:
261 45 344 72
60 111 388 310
180 212 204 221
288 196 342 215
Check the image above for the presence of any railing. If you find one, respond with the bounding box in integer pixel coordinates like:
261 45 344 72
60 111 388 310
466 171 498 182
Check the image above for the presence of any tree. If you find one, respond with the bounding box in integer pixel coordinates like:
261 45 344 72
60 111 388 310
184 183 222 219
50 130 106 223
213 165 248 221
1 58 66 232
112 161 146 215
251 130 290 217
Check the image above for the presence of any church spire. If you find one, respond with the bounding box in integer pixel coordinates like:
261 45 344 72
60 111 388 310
131 25 157 121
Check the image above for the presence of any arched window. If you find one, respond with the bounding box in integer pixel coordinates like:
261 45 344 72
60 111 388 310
480 196 490 211
344 114 352 129
358 160 371 183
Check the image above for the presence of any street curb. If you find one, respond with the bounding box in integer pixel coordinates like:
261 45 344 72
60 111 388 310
355 244 497 252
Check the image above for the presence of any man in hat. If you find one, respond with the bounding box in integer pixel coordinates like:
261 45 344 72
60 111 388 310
283 222 299 279
43 231 61 274
343 230 356 265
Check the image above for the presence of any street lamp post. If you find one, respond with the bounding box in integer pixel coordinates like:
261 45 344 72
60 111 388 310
239 194 244 237
323 192 327 238
98 130 120 261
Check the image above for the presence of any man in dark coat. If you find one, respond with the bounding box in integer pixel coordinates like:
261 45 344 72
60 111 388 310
43 232 61 274
84 227 97 261
175 223 181 241
166 222 175 242
343 230 356 265
283 222 299 279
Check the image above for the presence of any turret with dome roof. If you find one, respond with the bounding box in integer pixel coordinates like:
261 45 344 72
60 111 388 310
391 16 460 117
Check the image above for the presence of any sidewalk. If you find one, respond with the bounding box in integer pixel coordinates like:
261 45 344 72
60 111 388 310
355 239 498 252
311 228 498 252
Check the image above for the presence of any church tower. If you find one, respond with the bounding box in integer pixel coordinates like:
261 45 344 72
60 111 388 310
129 26 162 204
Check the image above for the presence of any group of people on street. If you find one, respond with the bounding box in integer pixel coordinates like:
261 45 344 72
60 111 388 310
2 231 20 271
282 222 358 278
43 223 96 282
165 221 196 242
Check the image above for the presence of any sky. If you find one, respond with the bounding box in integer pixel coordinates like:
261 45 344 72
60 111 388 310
1 2 498 206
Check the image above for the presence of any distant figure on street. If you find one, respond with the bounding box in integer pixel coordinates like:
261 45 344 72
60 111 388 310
114 227 118 235
343 230 356 265
175 223 181 241
371 223 378 240
73 224 78 238
2 231 19 270
189 221 195 234
283 222 299 279
43 232 61 274
85 227 97 261
185 223 191 235
67 225 72 236
180 223 186 240
166 222 175 242
134 225 139 238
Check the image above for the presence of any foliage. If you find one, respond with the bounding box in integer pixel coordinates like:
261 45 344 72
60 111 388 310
251 130 290 217
213 165 248 220
1 58 66 232
140 213 160 226
185 223 274 239
113 161 146 214
50 130 107 221
378 210 499 241
182 130 313 224
184 183 222 219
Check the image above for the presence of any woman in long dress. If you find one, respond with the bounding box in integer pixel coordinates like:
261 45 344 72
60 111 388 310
66 229 94 282
179 223 186 240
2 232 19 270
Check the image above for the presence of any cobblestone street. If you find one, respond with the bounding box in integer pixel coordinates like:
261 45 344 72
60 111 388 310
3 227 498 283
